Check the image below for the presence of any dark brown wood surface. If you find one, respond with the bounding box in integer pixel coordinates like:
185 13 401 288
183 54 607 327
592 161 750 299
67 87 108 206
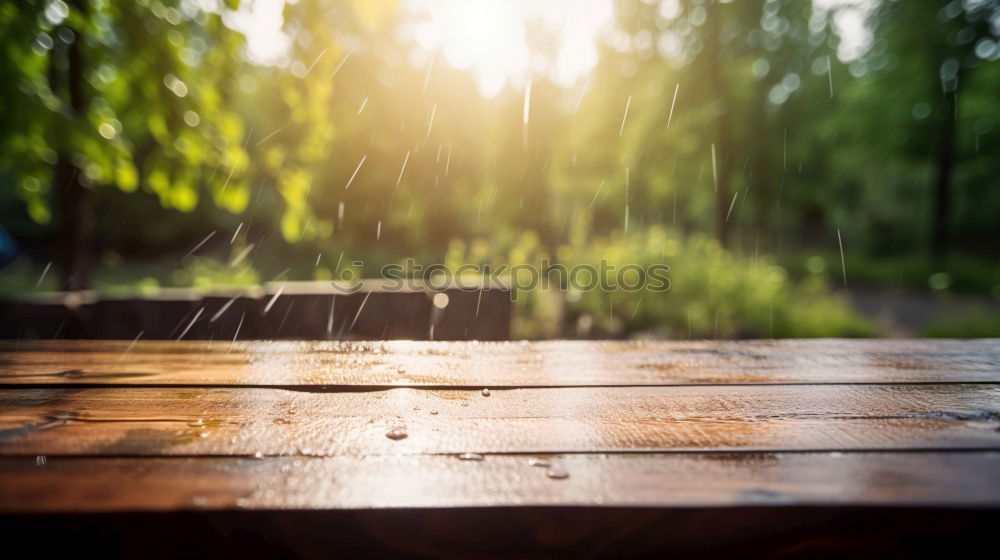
0 339 999 514
3 339 1000 386
4 452 1000 512
2 385 1000 456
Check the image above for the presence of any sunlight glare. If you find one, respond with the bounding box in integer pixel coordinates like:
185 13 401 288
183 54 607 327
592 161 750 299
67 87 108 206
226 0 291 65
406 0 613 97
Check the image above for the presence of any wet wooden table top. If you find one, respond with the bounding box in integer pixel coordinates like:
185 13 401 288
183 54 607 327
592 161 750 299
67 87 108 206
1 338 1000 513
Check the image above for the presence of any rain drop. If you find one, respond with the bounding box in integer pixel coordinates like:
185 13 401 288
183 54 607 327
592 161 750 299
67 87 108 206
386 426 408 440
546 467 569 480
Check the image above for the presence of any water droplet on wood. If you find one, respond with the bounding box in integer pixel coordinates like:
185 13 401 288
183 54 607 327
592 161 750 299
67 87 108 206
546 467 569 480
386 427 408 440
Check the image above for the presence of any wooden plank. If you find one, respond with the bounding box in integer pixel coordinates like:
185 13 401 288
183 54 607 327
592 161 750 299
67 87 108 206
1 339 999 387
2 385 998 456
2 452 1000 512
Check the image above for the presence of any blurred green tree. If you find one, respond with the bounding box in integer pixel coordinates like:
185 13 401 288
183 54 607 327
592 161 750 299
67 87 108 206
865 0 998 259
1 0 251 288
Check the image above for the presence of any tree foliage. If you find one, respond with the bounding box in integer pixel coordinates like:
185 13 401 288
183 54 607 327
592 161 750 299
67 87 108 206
1 0 998 333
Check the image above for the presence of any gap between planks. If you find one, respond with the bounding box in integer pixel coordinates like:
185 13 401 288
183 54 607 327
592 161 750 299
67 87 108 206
4 381 1000 391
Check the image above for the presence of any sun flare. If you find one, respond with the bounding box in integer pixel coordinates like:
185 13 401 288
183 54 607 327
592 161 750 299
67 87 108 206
406 0 613 96
236 0 612 97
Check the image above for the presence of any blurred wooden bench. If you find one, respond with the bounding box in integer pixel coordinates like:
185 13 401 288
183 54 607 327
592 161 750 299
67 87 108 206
1 339 999 557
0 280 511 341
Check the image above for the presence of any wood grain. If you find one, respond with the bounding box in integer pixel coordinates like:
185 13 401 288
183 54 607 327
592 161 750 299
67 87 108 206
2 385 999 456
3 452 1000 512
2 339 999 387
1 339 998 517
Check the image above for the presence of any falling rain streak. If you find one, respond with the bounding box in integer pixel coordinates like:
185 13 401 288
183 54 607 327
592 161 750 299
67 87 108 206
345 155 366 189
396 151 410 186
523 81 532 125
229 312 245 351
34 261 51 289
837 228 847 288
666 83 679 128
264 286 284 315
184 231 215 259
255 123 286 146
725 193 739 223
425 104 437 140
230 244 253 267
711 143 718 193
619 95 631 136
176 308 204 340
118 331 144 361
422 55 435 93
576 78 590 110
302 48 327 77
589 180 606 208
826 55 834 98
210 296 239 323
348 292 373 334
329 50 352 78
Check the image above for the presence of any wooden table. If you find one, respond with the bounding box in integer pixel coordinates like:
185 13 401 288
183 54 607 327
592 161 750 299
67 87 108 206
1 339 999 557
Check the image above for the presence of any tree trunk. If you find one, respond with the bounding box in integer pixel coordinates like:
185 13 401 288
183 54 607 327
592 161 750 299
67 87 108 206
52 11 93 291
714 119 735 249
55 156 92 291
706 4 734 248
931 89 956 261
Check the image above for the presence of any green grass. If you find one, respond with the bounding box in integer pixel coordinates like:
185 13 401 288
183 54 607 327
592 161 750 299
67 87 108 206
923 312 1000 338
446 228 878 339
780 252 1000 295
